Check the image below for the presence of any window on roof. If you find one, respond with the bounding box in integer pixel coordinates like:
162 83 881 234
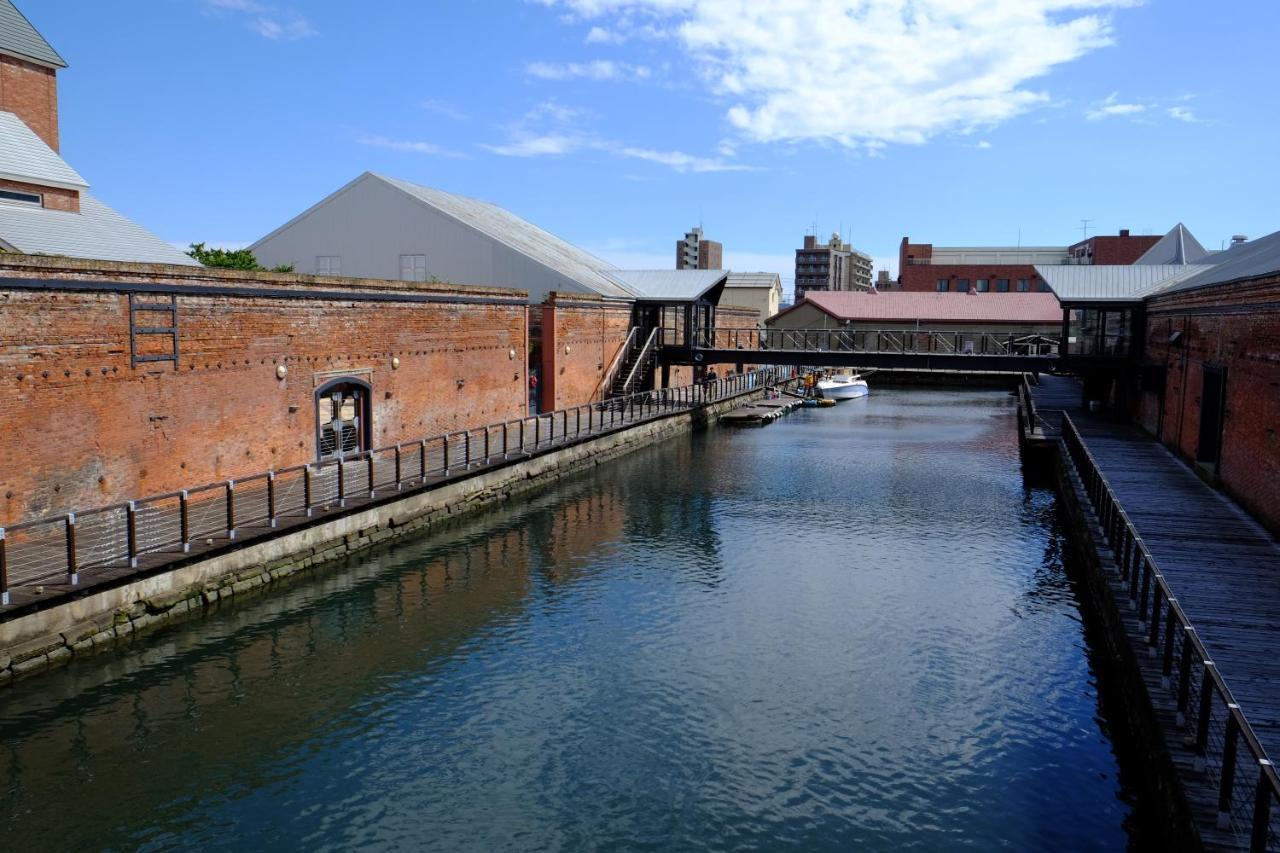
316 256 341 276
0 188 42 207
976 279 990 292
936 279 949 292
996 279 1010 292
957 278 970 293
400 254 428 282
1017 278 1030 292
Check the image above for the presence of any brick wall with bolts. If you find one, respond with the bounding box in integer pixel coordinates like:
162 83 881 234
0 255 530 525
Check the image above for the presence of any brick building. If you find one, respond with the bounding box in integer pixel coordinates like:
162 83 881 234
1067 228 1161 265
898 237 1062 294
0 0 194 264
676 226 723 270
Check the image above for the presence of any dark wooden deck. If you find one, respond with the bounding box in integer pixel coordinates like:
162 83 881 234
1030 376 1280 849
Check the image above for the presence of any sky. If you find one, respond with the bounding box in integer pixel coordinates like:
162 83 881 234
28 0 1280 297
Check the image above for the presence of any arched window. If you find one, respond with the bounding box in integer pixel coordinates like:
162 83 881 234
315 378 371 460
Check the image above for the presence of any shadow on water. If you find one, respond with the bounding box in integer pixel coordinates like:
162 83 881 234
0 387 1156 851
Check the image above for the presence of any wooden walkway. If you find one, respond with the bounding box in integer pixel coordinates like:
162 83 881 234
1030 376 1280 848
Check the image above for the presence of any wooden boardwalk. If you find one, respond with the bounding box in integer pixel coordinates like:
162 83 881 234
1031 376 1280 848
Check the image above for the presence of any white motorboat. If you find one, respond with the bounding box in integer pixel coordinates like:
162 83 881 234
817 374 869 400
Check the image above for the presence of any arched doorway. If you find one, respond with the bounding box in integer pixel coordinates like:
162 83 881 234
315 377 371 460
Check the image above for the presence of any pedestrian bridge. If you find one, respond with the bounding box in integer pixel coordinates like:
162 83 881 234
666 327 1060 372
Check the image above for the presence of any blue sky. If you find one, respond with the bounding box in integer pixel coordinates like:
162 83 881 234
29 0 1280 295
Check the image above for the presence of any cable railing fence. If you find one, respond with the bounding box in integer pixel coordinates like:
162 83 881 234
0 369 779 607
1062 414 1279 851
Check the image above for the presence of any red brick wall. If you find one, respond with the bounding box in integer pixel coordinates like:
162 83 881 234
1080 235 1160 265
541 294 632 409
900 263 1042 293
1140 274 1280 534
0 176 78 211
0 53 58 150
0 256 529 525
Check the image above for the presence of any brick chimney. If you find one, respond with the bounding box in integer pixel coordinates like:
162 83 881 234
0 0 67 151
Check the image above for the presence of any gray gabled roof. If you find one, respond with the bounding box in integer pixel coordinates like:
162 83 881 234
0 110 87 189
1134 223 1212 265
1035 264 1211 303
1158 229 1280 296
374 174 634 299
725 271 781 289
0 194 198 265
606 269 727 301
0 0 66 68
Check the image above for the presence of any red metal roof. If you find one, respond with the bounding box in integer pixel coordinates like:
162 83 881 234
774 290 1061 325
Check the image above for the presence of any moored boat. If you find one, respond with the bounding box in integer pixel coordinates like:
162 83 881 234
817 374 869 400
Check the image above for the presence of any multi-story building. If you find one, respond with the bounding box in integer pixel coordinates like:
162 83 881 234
875 269 894 290
722 271 782 326
1067 228 1162 265
676 226 723 270
795 233 873 299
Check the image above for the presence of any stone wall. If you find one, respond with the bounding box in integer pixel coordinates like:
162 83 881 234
0 255 529 525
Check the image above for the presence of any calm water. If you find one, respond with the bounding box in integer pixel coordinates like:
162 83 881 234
1 389 1137 850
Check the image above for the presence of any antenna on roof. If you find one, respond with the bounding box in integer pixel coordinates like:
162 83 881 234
1080 219 1093 240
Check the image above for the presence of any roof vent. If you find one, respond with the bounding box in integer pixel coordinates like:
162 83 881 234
1231 234 1248 248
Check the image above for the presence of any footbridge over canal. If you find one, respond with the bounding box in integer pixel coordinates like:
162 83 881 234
662 327 1060 373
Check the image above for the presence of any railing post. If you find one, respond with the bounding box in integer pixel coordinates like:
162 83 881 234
1148 582 1163 654
302 468 313 517
1195 661 1216 771
1162 601 1177 687
519 418 526 451
502 423 509 457
443 434 450 476
367 451 376 497
0 527 8 606
180 489 192 547
394 445 403 489
126 500 139 567
1139 558 1153 624
1251 761 1274 853
420 439 428 480
1177 630 1194 726
535 416 541 448
464 431 472 468
483 428 491 464
337 461 346 507
1219 711 1240 828
267 471 278 526
577 406 582 437
65 513 78 585
226 480 237 539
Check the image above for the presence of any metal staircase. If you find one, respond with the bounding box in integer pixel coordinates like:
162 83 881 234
594 327 659 403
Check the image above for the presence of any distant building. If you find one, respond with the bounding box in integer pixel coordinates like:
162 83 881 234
795 233 873 299
1067 229 1162 265
875 269 893 290
676 226 723 270
766 290 1062 342
0 0 194 264
722 272 782 326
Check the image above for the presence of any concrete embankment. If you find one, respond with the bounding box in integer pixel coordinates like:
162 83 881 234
0 389 765 685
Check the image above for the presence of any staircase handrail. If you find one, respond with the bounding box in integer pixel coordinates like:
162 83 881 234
592 326 639 403
619 327 660 397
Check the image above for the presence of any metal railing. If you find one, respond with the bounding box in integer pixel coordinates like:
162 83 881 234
617 327 659 398
592 326 638 404
0 369 779 607
1018 374 1042 439
696 327 1060 357
1062 414 1279 850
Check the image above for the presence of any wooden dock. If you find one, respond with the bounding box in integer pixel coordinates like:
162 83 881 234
1029 376 1280 849
719 398 801 427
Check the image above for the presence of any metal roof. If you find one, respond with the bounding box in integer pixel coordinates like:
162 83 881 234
0 0 65 68
1134 223 1213 265
606 269 727 301
1159 229 1280 295
1034 264 1210 303
771 290 1062 324
0 110 86 189
725 271 781 289
0 194 198 265
374 174 634 299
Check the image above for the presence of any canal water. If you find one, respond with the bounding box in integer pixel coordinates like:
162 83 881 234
1 389 1138 850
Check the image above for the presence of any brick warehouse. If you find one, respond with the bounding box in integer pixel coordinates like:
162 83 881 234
1138 270 1280 534
0 255 530 526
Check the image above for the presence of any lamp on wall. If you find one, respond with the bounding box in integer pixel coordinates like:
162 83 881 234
391 357 401 369
509 348 517 360
276 364 288 380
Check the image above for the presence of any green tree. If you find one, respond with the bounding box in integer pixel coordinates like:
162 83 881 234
186 242 294 273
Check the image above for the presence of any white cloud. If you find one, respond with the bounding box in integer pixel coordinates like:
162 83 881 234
1086 92 1146 120
585 26 622 43
525 60 652 81
204 0 316 40
1167 105 1199 123
976 140 993 149
536 0 1139 151
1084 91 1202 123
357 135 469 159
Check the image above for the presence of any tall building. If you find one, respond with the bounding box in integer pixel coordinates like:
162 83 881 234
794 233 873 299
0 0 193 264
676 226 723 270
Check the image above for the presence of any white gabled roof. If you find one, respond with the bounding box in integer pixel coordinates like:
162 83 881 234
607 269 727 301
1035 264 1210 302
374 173 634 299
0 110 87 190
0 194 199 265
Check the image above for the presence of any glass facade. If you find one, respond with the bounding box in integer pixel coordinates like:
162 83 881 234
1066 307 1133 357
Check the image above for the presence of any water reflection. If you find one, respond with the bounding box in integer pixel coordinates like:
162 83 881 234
1 389 1135 851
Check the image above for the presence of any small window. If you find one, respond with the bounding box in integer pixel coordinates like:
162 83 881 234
996 279 1010 292
957 278 970 292
399 254 428 282
0 188 41 206
1017 278 1030 292
316 255 341 276
976 279 990 292
936 279 949 292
